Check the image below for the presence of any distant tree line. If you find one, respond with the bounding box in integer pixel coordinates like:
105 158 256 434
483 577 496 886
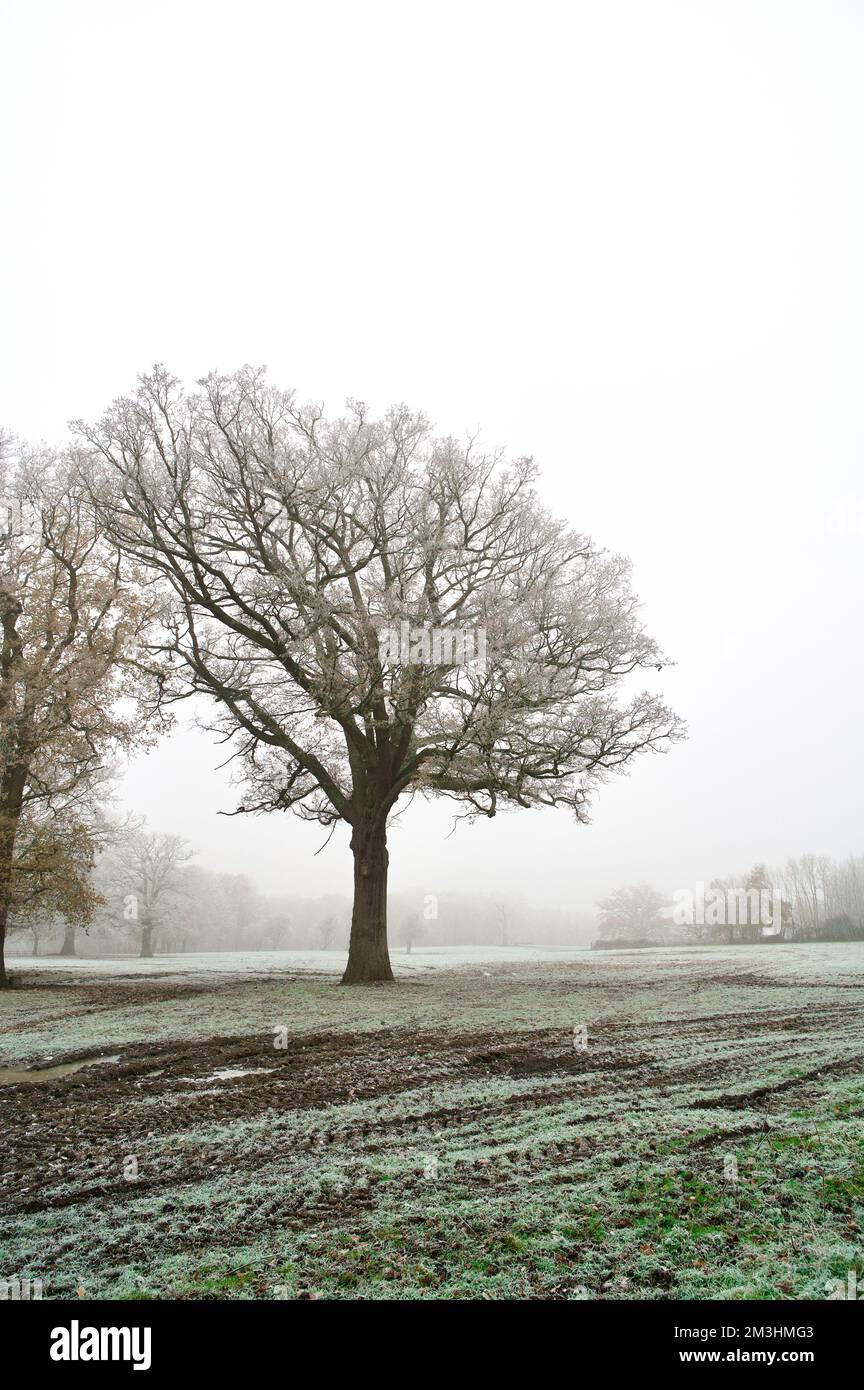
6 822 589 959
595 854 864 948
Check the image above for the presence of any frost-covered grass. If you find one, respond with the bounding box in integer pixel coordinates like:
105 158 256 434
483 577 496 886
1 944 863 1300
3 942 862 1066
11 939 863 981
5 944 612 983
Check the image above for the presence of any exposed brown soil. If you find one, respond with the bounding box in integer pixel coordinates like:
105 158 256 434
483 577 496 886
2 987 859 1223
2 956 864 1302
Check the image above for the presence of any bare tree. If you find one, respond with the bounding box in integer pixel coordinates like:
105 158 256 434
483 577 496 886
831 856 864 930
398 908 424 954
781 853 834 934
263 910 292 950
315 913 338 950
496 903 510 947
108 826 194 957
778 852 864 939
597 884 666 943
0 438 164 986
79 368 683 982
217 872 261 950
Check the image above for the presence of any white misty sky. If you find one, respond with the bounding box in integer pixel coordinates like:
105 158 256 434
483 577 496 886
1 0 862 913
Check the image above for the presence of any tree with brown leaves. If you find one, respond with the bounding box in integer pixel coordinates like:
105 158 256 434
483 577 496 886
0 437 165 985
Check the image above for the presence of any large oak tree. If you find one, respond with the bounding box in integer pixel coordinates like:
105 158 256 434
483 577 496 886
80 367 683 983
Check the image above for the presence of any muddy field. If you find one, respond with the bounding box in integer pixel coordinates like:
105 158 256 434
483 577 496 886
1 946 863 1299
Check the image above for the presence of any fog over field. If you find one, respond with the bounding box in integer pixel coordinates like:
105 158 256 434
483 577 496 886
2 1 863 920
1 0 862 1348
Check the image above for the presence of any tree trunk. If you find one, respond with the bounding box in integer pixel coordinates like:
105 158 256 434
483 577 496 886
341 816 394 984
0 605 29 989
0 818 22 990
59 922 76 956
0 903 8 989
140 923 154 958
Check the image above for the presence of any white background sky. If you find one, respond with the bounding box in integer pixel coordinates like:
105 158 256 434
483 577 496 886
1 0 862 912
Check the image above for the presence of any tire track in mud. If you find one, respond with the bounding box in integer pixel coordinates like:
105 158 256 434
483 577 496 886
3 999 861 1222
690 1051 864 1110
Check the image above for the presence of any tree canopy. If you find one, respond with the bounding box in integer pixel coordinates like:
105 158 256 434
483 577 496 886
79 367 683 981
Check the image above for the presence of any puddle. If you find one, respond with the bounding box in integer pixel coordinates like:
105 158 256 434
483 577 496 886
178 1067 270 1084
213 1067 269 1081
0 1054 121 1086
